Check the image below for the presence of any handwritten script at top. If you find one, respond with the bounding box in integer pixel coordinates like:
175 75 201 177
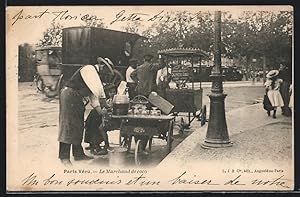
11 9 104 26
10 9 204 26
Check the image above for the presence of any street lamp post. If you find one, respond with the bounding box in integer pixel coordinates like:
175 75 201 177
202 11 232 148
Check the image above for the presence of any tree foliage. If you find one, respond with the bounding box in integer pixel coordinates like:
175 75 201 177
37 22 63 47
37 10 293 70
125 10 293 70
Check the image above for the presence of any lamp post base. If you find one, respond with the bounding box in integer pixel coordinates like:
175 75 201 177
202 92 232 149
201 140 233 149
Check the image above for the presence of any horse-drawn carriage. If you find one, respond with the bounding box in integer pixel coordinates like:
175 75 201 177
57 26 142 93
35 27 142 97
35 46 62 97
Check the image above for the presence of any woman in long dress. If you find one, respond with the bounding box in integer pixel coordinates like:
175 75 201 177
264 70 284 118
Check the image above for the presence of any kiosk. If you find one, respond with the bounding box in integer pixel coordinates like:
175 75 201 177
158 47 209 125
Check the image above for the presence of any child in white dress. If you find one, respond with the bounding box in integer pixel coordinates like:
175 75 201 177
264 70 284 118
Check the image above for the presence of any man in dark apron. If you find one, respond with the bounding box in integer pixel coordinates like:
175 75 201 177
58 58 109 166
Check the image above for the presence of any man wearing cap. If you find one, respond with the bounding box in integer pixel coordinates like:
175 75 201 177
131 54 163 97
126 58 138 100
58 57 112 166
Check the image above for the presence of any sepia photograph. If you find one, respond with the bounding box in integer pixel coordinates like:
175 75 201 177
6 5 294 191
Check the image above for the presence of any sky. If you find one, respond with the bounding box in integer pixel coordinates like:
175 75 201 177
6 5 293 45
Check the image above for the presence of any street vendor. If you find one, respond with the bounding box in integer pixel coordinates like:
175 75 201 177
58 57 112 166
126 58 138 100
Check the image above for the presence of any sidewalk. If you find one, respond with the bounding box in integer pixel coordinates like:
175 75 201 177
158 103 293 168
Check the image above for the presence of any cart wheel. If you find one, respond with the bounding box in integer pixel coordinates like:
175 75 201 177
167 120 174 153
134 139 142 166
201 105 207 126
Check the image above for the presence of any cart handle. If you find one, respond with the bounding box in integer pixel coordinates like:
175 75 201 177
130 95 149 105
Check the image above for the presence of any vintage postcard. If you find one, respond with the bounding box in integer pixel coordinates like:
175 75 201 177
6 5 294 191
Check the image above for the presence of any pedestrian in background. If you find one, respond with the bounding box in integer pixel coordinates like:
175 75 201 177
156 57 171 99
278 63 292 116
264 70 284 118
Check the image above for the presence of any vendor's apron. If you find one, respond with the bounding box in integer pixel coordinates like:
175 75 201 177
58 87 85 145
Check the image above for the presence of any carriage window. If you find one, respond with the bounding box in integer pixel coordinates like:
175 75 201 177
124 42 131 57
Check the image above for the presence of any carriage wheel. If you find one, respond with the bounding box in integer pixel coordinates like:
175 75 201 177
134 139 142 166
167 120 174 153
44 76 62 98
36 76 45 93
200 105 207 126
45 88 58 98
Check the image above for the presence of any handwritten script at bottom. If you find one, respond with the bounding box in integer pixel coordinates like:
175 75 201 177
20 171 290 189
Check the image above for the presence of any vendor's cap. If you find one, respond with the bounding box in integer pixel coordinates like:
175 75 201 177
266 70 279 79
144 54 154 61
